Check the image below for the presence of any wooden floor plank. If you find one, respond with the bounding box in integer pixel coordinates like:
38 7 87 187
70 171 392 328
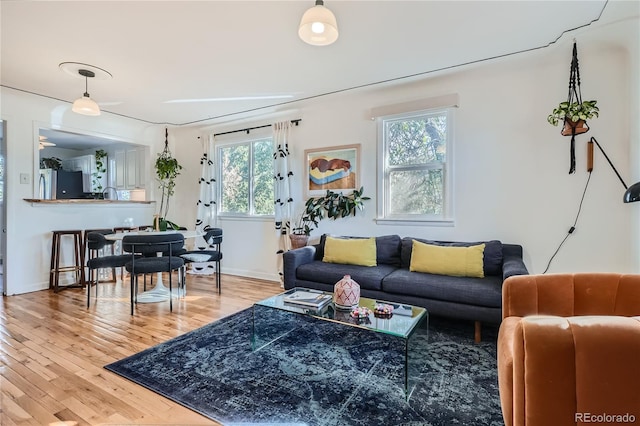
14 394 61 425
1 274 281 425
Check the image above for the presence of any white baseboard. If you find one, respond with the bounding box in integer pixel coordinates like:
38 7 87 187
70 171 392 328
221 267 280 283
10 275 82 295
10 281 49 295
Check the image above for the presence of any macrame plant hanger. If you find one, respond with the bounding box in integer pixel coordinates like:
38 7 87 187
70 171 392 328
161 127 170 157
563 41 589 174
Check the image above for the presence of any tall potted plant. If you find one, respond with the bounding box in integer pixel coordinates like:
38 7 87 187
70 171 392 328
155 129 183 231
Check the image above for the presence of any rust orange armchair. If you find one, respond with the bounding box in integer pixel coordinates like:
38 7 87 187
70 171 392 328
498 273 640 426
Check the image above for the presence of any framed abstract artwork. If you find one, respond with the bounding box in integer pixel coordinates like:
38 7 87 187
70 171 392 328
304 144 360 197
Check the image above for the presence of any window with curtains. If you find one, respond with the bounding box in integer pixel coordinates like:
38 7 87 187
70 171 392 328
378 108 453 223
218 137 274 216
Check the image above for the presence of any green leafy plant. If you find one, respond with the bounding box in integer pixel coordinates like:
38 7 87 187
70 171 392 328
155 130 183 226
292 187 371 236
547 100 599 126
292 207 322 236
92 149 107 193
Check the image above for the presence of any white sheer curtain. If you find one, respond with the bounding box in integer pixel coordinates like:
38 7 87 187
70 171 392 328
189 134 218 275
273 121 293 285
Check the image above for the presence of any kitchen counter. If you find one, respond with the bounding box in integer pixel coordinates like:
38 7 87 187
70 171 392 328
24 199 154 204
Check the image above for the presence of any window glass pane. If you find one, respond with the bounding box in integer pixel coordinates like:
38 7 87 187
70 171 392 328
253 139 274 215
386 113 447 166
389 169 443 215
220 144 249 213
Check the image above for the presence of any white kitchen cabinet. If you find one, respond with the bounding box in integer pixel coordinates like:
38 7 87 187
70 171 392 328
125 148 137 189
114 147 148 190
136 146 148 189
114 150 126 189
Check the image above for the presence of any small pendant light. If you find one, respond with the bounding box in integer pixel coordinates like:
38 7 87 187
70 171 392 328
72 69 101 116
298 0 339 46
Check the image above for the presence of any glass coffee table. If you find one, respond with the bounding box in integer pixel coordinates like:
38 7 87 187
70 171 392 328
252 287 428 399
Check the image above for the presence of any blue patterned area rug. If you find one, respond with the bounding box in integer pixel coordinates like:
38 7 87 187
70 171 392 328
105 308 504 426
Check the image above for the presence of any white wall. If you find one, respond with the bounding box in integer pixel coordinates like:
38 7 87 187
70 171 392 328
1 88 163 295
172 23 638 282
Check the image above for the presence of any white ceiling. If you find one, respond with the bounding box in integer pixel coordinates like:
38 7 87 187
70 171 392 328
39 128 135 151
1 1 637 129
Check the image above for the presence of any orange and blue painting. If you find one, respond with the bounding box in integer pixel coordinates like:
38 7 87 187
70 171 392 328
305 145 359 195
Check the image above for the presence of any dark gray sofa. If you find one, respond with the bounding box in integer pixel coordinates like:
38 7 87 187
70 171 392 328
283 235 528 339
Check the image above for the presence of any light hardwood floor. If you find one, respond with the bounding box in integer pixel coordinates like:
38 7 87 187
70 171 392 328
0 273 283 425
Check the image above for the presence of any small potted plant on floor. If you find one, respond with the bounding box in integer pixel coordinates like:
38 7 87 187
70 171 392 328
547 100 599 136
290 206 322 249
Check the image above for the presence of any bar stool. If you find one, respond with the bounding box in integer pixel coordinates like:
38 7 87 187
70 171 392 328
49 229 85 292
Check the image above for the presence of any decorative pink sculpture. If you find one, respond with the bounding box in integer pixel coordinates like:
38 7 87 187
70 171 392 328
333 275 360 310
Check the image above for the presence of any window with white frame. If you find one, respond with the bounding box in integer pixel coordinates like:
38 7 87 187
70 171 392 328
378 108 452 222
218 137 274 216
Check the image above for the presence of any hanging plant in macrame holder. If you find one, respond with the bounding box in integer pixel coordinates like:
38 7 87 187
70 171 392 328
155 128 183 230
547 42 599 174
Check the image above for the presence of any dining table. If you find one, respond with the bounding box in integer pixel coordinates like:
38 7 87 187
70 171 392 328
105 229 202 303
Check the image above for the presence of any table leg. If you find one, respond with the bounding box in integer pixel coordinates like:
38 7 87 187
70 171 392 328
405 315 428 400
135 252 184 303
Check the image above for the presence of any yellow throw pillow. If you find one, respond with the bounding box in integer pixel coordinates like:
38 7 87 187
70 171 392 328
322 237 377 267
410 240 485 278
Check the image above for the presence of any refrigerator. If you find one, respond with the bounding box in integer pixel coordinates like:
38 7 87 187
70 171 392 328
39 169 84 199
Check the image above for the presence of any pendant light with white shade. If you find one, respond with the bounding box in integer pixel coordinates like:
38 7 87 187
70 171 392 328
72 69 101 116
59 62 112 117
299 0 339 46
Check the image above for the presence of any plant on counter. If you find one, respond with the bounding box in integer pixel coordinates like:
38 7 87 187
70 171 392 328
91 149 107 194
40 157 62 170
154 128 183 231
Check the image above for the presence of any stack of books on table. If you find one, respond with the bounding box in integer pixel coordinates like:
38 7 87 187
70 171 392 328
284 290 332 309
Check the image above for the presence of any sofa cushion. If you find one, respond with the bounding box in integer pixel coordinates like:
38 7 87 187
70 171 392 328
382 269 503 308
318 234 401 267
296 260 397 291
410 240 485 278
323 236 377 267
401 237 503 276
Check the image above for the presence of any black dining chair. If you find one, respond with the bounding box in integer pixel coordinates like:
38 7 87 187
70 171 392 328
85 232 138 308
122 233 185 314
179 228 223 294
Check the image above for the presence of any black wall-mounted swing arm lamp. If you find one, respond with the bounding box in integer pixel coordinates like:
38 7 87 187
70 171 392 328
587 137 640 203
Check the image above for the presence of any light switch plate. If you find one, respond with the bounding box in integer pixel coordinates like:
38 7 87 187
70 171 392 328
20 173 30 184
